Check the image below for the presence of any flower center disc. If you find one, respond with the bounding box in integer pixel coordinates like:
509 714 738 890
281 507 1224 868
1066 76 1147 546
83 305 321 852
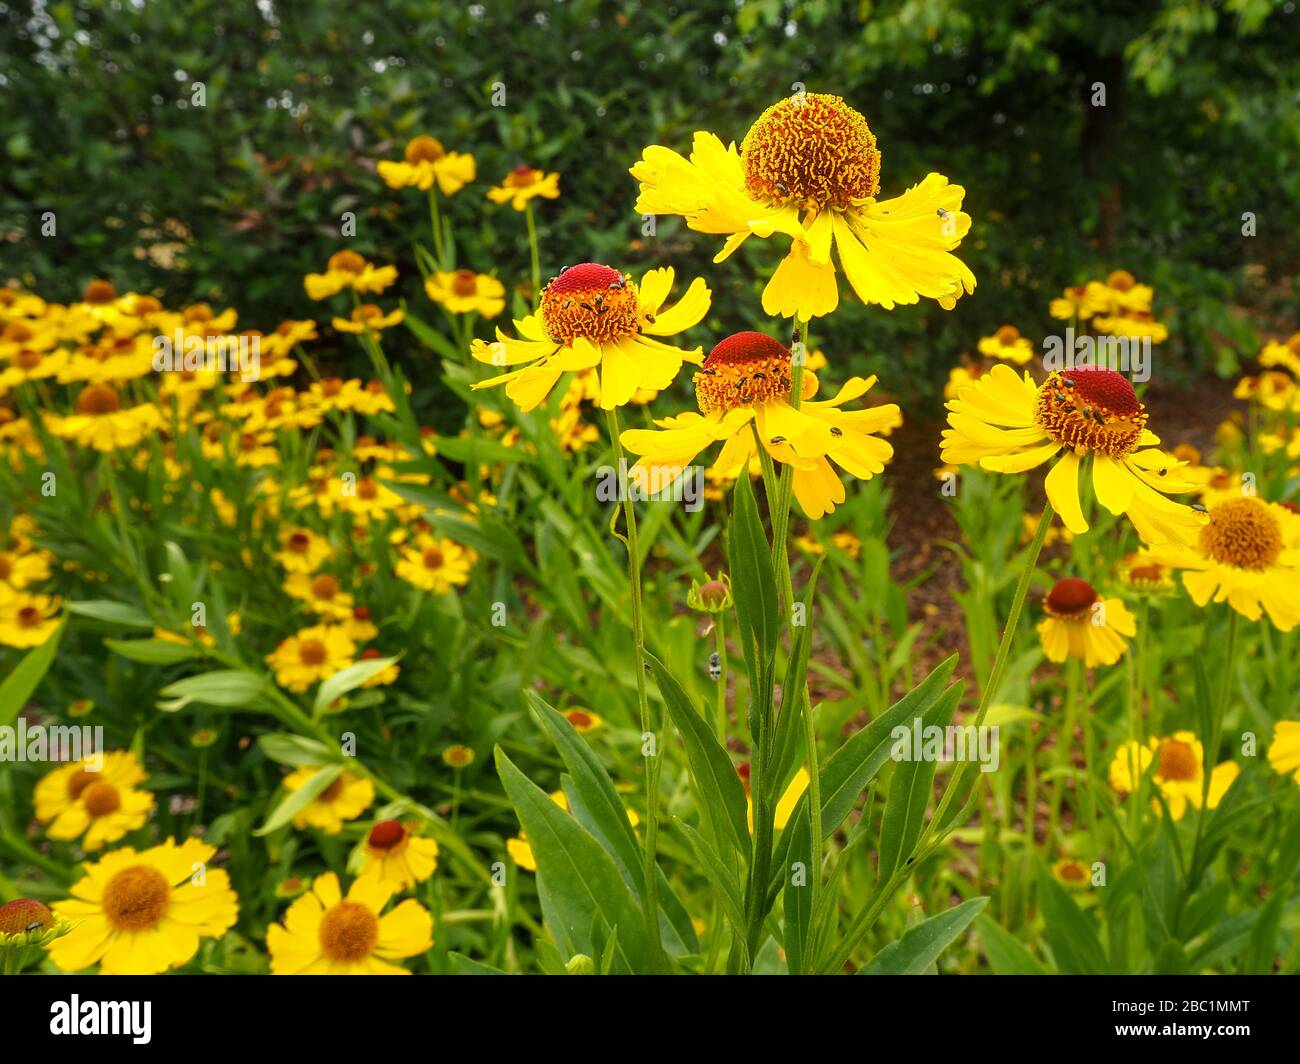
82 780 122 817
102 865 170 931
310 574 340 599
368 820 406 851
1157 739 1199 782
319 900 380 962
328 250 366 274
1035 367 1146 458
405 136 446 164
1199 497 1283 570
694 331 792 415
1044 577 1098 618
298 638 327 666
539 263 639 345
0 898 54 934
76 383 123 416
451 270 479 296
741 93 880 210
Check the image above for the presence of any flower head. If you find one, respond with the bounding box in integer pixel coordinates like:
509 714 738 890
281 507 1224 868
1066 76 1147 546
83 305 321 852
1036 578 1136 667
34 750 155 851
631 92 974 321
1107 731 1239 820
471 263 710 411
282 767 375 834
266 624 356 692
621 331 899 519
425 270 506 318
267 872 432 974
46 838 238 973
358 820 440 890
487 165 560 211
941 364 1205 544
378 135 475 195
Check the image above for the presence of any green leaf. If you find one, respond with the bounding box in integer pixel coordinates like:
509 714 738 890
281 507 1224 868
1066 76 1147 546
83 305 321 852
65 600 154 628
976 914 1047 974
782 811 814 974
447 952 509 975
771 557 824 786
105 637 201 665
876 683 961 884
817 656 958 839
495 748 653 973
0 617 66 725
1243 892 1284 974
254 763 342 835
1037 865 1108 974
526 693 643 892
860 897 988 974
156 669 270 712
313 656 399 713
646 652 749 857
257 733 335 767
674 819 746 943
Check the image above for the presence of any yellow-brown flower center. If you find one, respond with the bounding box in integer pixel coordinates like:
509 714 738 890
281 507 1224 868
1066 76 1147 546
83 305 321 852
539 263 639 345
320 776 345 802
81 780 122 817
695 331 792 416
1199 497 1283 570
741 93 880 210
83 279 118 304
76 383 123 416
565 709 593 729
286 532 310 553
0 898 54 934
328 250 366 274
17 605 43 628
1106 270 1135 292
102 865 170 931
505 165 540 187
451 270 479 297
1035 368 1146 458
0 554 10 580
1058 862 1086 882
14 349 43 371
298 638 328 666
357 479 379 500
310 574 340 600
1044 577 1098 619
318 900 380 962
405 136 446 164
67 767 99 799
421 546 445 569
994 325 1021 345
1157 739 1199 782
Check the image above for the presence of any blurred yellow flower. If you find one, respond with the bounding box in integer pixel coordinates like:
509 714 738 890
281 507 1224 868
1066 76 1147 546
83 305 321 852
425 269 506 318
282 767 374 833
377 135 475 195
486 165 560 210
34 751 155 851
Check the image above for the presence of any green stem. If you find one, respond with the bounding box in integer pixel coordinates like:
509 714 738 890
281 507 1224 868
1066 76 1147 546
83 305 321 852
427 187 448 268
525 202 542 308
605 407 665 970
713 615 728 743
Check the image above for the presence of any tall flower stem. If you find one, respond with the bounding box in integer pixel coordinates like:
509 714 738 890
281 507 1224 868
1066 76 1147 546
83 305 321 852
427 187 448 268
524 202 542 308
713 616 729 743
605 407 665 970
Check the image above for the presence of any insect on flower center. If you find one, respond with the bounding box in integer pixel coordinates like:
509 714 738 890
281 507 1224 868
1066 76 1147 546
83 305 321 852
1035 368 1146 458
539 263 640 345
368 819 406 851
741 93 881 210
1199 497 1283 570
318 900 380 963
81 780 122 817
298 638 328 666
695 331 792 415
102 865 170 931
76 383 123 416
1044 577 1098 618
1157 739 1199 782
451 270 479 296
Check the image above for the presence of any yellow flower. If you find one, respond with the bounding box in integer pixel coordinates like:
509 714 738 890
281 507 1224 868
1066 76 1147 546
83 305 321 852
1267 721 1300 785
620 331 899 520
275 526 332 573
377 135 475 195
1148 497 1300 630
441 744 475 768
282 767 374 833
1118 550 1175 595
284 571 355 621
563 708 604 734
43 382 163 452
1108 732 1239 820
425 270 506 318
332 303 404 337
1094 311 1168 343
1095 270 1154 314
304 251 398 300
746 767 810 832
46 838 238 974
486 165 561 210
357 648 401 687
1036 578 1136 667
977 325 1034 365
265 624 356 692
1051 858 1092 888
0 346 69 390
631 92 974 321
1258 333 1300 377
358 820 439 890
941 364 1204 544
395 535 474 593
34 751 155 851
1049 284 1108 321
471 262 710 411
0 546 51 589
267 871 432 974
0 585 61 647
